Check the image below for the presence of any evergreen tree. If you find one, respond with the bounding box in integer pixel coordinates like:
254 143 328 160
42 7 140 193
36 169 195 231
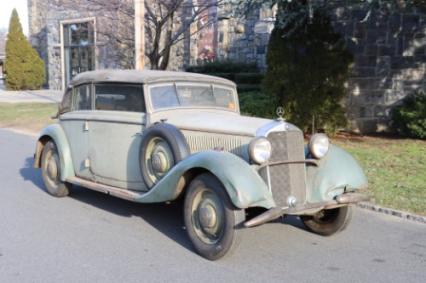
5 9 45 90
264 3 353 133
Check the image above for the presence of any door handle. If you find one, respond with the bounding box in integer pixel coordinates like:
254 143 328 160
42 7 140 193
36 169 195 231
84 121 89 131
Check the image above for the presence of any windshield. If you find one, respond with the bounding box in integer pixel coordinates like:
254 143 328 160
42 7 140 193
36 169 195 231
150 84 237 111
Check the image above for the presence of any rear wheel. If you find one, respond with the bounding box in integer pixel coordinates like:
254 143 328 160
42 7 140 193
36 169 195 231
41 141 71 197
300 206 352 236
184 173 245 260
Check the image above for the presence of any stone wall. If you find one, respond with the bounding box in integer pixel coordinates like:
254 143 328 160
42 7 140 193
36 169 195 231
216 3 275 71
330 4 426 133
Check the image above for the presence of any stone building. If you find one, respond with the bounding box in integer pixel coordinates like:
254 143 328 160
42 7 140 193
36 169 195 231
28 0 426 133
28 0 272 90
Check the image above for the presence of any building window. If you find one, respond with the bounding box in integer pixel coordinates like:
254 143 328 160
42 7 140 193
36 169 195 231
63 21 95 86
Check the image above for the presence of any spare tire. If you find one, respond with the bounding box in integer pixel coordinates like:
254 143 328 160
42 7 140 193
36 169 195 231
139 123 190 188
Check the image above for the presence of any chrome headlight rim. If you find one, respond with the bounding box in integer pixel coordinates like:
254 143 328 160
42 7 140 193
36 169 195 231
308 133 330 159
249 137 272 164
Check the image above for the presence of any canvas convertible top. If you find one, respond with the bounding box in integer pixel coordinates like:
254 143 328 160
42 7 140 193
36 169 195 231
70 69 236 87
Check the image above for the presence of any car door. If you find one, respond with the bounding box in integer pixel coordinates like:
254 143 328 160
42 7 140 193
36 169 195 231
88 83 148 191
60 83 93 180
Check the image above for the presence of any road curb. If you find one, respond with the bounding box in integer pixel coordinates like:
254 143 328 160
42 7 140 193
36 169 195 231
357 202 426 224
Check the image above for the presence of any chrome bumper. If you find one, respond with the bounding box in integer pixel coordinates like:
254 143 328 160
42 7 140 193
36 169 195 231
244 192 369 228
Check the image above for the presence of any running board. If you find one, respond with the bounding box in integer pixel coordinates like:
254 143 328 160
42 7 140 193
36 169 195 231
67 177 145 202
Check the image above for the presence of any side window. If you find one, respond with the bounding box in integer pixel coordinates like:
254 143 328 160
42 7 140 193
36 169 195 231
95 84 145 112
74 84 92 110
59 88 72 114
150 85 179 109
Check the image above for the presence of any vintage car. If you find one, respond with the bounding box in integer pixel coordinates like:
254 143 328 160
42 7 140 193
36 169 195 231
34 70 368 260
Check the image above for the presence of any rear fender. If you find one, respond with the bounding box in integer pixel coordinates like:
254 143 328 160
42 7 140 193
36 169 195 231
135 151 275 209
34 124 75 181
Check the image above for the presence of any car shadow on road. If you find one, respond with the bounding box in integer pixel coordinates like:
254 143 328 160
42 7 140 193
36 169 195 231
20 156 310 255
20 157 47 193
70 186 193 252
19 156 194 252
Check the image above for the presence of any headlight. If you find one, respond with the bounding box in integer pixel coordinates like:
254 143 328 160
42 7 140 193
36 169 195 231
249 137 272 164
308 133 330 159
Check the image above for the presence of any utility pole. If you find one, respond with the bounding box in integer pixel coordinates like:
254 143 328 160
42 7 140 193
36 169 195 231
135 0 145 70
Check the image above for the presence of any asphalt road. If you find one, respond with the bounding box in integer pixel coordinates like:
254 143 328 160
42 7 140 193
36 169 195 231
0 129 425 283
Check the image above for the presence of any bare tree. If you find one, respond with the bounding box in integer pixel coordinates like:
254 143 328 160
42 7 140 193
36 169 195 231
144 0 224 70
85 0 225 70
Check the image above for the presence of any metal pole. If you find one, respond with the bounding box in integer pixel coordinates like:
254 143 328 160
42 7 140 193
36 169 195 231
135 0 145 70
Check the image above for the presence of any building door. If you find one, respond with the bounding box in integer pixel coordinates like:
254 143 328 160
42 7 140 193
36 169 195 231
63 21 95 87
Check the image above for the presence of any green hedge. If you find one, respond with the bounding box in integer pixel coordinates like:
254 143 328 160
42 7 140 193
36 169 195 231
235 73 264 84
186 60 258 73
186 61 264 93
239 91 277 118
237 84 262 93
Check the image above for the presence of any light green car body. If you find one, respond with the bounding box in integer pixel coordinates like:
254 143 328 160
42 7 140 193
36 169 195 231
35 124 367 210
34 70 368 213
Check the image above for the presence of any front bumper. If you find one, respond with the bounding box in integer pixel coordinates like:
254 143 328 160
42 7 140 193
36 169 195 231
244 192 369 228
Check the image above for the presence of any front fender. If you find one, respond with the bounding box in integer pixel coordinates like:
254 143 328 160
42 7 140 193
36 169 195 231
34 123 75 181
135 151 275 209
306 144 368 203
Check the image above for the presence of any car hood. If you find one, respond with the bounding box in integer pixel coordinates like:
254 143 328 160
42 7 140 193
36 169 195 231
149 109 300 137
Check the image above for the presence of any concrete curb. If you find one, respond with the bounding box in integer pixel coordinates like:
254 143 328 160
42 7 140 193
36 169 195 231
357 202 426 224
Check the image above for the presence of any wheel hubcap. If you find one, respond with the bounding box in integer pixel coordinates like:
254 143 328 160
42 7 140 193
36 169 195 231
145 137 174 184
198 202 217 228
151 152 169 173
191 189 224 244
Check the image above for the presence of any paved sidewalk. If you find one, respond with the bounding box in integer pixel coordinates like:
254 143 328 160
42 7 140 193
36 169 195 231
0 79 62 103
0 89 62 103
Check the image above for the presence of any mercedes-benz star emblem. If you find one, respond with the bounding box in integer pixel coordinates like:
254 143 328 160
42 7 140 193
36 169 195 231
276 106 284 120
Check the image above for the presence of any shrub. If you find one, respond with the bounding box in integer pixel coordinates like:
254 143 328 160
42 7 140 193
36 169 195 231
264 4 352 133
5 9 45 90
239 91 278 118
391 91 426 139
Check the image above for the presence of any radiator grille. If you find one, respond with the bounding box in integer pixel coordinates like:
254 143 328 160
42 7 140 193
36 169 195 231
261 131 306 207
182 130 251 160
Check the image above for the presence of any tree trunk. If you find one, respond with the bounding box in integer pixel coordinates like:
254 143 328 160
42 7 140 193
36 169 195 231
159 12 174 70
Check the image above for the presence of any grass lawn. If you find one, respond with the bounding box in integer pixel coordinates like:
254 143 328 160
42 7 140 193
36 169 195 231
0 103 58 134
334 136 426 216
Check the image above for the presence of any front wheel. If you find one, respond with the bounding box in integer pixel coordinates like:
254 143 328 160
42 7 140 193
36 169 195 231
184 173 245 260
300 206 353 236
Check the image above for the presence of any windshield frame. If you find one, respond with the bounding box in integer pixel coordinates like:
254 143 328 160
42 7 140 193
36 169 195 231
146 81 239 114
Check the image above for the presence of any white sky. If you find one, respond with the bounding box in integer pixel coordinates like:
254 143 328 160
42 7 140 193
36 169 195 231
0 0 29 35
